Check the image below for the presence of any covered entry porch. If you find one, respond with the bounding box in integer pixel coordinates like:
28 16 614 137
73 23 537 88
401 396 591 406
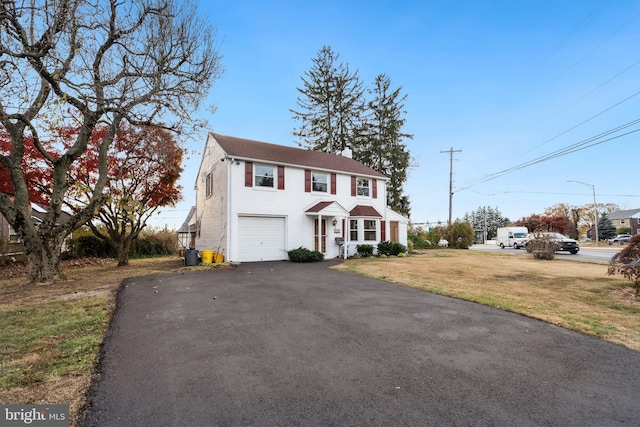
305 201 350 259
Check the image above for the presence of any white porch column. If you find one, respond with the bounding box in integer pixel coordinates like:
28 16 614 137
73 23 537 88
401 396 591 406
344 216 348 259
317 214 322 253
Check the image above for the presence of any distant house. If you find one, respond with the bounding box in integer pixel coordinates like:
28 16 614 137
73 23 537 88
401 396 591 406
183 133 408 262
177 206 196 250
608 209 640 235
0 214 22 254
0 203 73 255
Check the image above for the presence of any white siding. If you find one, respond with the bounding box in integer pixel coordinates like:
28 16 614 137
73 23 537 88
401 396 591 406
194 136 229 254
193 134 408 263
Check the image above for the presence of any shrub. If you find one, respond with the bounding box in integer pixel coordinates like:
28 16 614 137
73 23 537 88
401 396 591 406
407 240 414 253
378 241 407 256
443 221 474 249
408 234 430 249
377 241 407 256
427 228 445 248
130 230 179 258
288 247 324 262
356 244 374 257
397 252 406 257
525 232 558 260
65 234 114 259
608 234 640 296
617 226 632 235
377 240 392 256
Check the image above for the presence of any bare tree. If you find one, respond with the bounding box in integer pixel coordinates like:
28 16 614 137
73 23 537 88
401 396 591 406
0 0 222 283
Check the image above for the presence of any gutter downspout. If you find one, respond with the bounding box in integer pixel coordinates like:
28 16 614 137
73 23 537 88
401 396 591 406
226 156 232 262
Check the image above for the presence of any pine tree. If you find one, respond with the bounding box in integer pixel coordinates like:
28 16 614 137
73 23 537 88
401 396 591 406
291 46 364 153
463 206 510 240
356 74 413 217
598 213 617 241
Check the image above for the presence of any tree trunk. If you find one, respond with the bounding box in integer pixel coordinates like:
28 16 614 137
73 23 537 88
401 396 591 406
116 240 132 267
24 237 64 284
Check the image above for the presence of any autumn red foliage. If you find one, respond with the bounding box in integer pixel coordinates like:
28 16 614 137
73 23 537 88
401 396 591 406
2 123 183 266
65 123 184 266
0 130 55 205
608 234 640 297
514 214 568 234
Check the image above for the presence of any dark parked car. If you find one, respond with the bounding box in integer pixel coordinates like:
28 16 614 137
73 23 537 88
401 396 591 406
608 234 632 245
525 232 580 255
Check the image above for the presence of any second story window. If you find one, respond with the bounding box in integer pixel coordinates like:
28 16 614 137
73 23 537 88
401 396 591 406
205 173 213 197
312 172 328 192
356 178 370 197
255 165 274 188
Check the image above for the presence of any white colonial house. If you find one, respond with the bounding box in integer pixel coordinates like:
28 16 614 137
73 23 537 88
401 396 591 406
186 134 408 262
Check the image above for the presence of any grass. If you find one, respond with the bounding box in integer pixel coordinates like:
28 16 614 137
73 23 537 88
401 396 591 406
333 249 640 351
0 298 109 388
0 256 189 426
1 250 639 425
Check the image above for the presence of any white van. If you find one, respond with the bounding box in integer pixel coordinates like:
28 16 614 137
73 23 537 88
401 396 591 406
496 227 529 249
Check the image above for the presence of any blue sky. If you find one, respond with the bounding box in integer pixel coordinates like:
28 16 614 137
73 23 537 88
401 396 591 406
152 0 640 229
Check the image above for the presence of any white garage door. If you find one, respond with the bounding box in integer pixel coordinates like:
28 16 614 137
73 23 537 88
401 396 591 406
238 216 287 262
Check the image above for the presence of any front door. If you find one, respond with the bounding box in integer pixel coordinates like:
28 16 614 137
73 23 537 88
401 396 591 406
314 219 327 252
390 221 399 242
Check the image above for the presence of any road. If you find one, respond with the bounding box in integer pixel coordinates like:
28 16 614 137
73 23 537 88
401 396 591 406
471 244 622 262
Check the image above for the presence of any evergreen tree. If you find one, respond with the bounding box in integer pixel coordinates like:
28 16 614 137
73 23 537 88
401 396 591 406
356 74 413 217
597 213 617 241
463 206 510 240
291 46 364 153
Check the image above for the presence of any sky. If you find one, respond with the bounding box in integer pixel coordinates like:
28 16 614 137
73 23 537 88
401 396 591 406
150 0 640 229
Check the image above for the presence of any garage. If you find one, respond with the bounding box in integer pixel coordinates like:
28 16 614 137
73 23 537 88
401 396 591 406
237 216 287 262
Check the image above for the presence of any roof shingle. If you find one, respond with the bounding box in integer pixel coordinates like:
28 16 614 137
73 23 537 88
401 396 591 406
349 205 382 217
213 134 386 179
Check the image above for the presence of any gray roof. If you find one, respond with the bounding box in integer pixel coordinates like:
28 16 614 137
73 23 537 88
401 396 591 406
177 206 196 233
212 134 387 179
608 209 640 220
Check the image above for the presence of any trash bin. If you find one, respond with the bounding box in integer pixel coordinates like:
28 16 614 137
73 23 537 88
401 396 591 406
214 253 224 263
184 249 199 266
201 250 214 264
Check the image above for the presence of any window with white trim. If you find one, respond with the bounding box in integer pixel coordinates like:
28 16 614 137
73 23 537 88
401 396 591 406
350 219 358 241
8 225 20 243
364 220 377 241
312 172 328 192
356 178 370 197
254 165 274 188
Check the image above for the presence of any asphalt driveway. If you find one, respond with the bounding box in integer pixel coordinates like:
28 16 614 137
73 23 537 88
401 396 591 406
83 260 640 426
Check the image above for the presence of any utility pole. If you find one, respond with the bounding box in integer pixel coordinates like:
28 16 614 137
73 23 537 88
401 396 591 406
568 180 599 246
440 147 462 226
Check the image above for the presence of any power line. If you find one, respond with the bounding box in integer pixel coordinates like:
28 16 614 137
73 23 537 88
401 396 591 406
464 189 640 198
458 117 640 191
539 0 609 65
555 9 640 80
521 87 640 155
